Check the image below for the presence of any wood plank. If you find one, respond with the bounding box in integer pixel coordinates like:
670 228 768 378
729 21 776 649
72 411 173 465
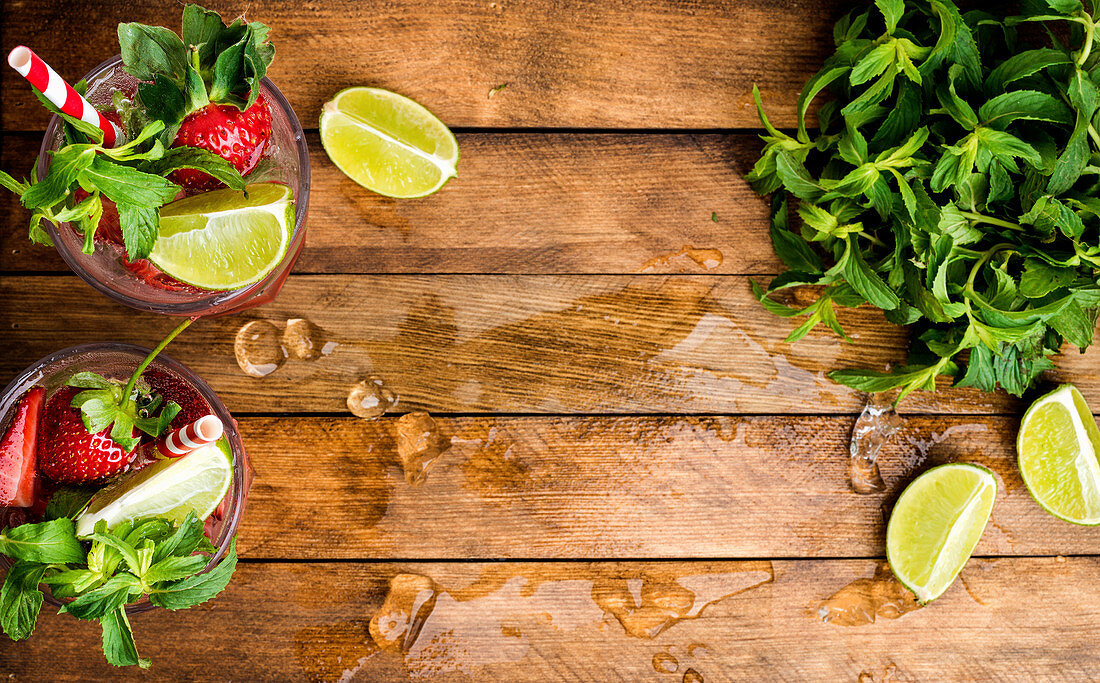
0 132 775 274
0 0 837 131
234 415 1100 559
0 274 1018 415
3 558 1098 680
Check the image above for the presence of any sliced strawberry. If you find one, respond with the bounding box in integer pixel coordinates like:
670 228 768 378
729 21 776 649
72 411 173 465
37 387 137 484
171 94 272 191
0 386 45 507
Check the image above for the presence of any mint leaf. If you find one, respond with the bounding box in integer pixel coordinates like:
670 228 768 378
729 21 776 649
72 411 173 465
149 537 237 610
137 75 187 127
59 573 140 620
0 519 85 564
141 146 246 190
21 146 96 209
152 512 212 563
66 372 116 390
145 555 209 585
79 156 179 208
44 487 97 521
100 606 148 668
116 203 160 261
0 562 46 641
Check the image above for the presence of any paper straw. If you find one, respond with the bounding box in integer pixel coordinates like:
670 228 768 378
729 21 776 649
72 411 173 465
157 415 224 458
7 46 121 147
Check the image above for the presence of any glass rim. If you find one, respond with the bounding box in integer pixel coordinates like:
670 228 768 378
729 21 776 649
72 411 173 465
0 342 250 614
39 54 311 316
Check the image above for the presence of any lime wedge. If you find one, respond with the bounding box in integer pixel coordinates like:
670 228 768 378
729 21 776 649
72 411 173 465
886 463 996 603
319 87 459 198
75 445 233 537
1017 384 1100 525
149 183 293 290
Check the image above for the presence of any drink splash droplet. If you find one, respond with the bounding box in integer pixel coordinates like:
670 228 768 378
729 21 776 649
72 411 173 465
282 318 323 360
817 562 921 626
347 377 398 420
682 669 704 683
849 393 902 494
396 411 451 485
234 320 286 378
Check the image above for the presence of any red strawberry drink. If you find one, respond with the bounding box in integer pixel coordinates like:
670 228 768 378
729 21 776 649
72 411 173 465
3 5 309 317
0 333 251 667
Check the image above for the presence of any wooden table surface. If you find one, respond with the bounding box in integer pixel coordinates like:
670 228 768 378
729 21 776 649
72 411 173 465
2 1 1098 680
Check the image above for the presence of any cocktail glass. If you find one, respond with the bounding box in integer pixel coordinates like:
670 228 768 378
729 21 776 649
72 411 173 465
0 342 252 613
37 55 311 317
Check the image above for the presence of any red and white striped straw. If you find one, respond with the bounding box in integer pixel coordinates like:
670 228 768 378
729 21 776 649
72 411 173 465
157 415 224 458
6 46 121 147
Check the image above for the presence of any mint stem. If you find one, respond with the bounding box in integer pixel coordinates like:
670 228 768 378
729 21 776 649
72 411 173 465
121 318 194 407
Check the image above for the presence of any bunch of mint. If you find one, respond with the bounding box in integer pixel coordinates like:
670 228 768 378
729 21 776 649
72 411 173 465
750 0 1100 401
0 512 237 668
0 81 244 261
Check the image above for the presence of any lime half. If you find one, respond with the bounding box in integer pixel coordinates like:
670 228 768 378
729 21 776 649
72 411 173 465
1017 384 1100 525
150 183 293 290
75 445 233 537
319 87 459 198
886 463 996 603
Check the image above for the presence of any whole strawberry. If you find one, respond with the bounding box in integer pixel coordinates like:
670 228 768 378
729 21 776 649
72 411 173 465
37 387 135 483
119 5 276 190
171 94 272 191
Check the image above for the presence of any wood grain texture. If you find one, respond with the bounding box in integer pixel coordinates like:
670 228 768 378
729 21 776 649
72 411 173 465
235 415 1100 559
3 558 1098 681
0 132 774 274
0 0 838 131
0 274 1024 416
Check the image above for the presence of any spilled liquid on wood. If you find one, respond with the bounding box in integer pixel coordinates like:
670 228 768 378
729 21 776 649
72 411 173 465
640 246 724 273
817 562 921 626
269 277 877 414
294 564 772 680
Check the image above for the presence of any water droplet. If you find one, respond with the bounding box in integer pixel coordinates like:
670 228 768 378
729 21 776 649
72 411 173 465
321 340 339 356
652 652 678 674
395 412 450 485
849 393 902 494
682 668 704 683
282 318 322 360
234 320 286 378
347 377 398 420
817 562 921 626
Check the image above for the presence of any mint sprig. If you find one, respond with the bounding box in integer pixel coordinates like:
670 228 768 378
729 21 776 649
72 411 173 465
0 514 236 668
